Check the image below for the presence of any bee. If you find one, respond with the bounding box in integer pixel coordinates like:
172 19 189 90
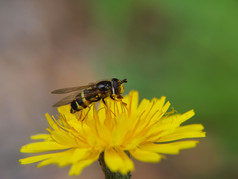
51 78 128 113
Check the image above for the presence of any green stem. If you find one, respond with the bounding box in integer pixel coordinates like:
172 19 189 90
98 152 131 179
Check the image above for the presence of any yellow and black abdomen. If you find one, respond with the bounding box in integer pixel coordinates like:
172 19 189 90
70 89 100 113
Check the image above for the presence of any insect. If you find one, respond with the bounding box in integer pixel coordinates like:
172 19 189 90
51 78 128 113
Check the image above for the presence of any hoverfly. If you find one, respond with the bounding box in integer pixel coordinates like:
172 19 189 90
51 78 128 113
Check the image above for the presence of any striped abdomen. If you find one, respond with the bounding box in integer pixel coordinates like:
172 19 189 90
70 89 100 113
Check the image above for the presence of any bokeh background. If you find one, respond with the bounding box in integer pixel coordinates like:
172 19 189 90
1 0 238 179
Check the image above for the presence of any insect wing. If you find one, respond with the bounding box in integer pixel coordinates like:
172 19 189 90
51 84 94 94
52 89 100 107
52 92 80 107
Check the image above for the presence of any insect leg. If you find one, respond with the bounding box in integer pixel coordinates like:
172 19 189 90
102 98 109 110
81 108 91 121
75 110 82 121
117 95 123 99
110 94 116 100
102 98 106 105
91 96 101 102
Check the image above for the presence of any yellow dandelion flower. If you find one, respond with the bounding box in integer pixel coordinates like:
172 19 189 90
19 91 206 176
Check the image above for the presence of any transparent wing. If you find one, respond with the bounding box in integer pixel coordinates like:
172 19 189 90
51 84 94 94
52 90 101 107
52 92 80 107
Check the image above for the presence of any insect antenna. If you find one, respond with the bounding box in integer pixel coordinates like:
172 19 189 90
121 79 128 84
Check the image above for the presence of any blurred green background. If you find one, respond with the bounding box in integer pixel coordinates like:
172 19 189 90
1 0 238 179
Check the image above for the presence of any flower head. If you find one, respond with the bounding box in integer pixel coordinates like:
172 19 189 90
19 91 205 176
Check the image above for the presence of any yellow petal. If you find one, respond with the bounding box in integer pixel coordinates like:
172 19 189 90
154 96 166 110
69 160 94 176
137 99 151 115
117 149 134 174
30 134 50 140
161 101 170 114
104 148 124 172
19 154 53 164
177 110 195 124
110 114 130 146
158 125 206 142
19 150 73 164
69 151 100 176
50 130 78 147
123 136 144 150
175 124 204 133
130 148 163 163
20 141 70 153
58 105 76 120
127 90 139 116
37 148 91 167
145 97 169 124
104 148 134 174
45 113 59 130
140 141 199 154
